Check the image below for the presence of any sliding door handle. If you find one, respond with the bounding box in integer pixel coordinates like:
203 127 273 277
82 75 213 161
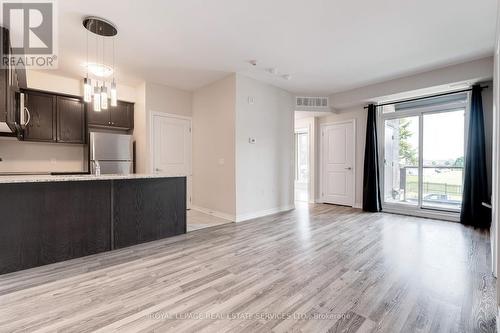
345 167 352 170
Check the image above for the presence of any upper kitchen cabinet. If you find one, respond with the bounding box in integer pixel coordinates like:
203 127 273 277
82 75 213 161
23 90 86 144
86 102 110 127
57 96 85 144
87 100 134 131
110 101 134 129
23 91 56 142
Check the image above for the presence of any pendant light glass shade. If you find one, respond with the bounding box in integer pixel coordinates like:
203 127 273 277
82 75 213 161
110 80 117 107
83 78 92 102
101 86 108 110
93 86 101 112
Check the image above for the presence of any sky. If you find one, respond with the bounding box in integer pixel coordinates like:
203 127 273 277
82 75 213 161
389 109 465 163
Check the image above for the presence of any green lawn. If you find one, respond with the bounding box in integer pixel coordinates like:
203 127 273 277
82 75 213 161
405 169 463 200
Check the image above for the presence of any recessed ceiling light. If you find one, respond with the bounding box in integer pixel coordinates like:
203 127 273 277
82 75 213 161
84 62 113 77
267 68 278 75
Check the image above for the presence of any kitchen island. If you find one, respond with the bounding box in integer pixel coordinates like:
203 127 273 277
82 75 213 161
0 174 186 274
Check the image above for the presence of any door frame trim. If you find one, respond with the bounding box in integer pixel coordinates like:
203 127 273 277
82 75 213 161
149 111 193 208
319 119 356 207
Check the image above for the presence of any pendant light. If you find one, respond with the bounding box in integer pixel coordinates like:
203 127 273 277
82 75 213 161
82 17 118 111
93 85 101 112
83 25 92 102
110 36 117 107
100 36 108 110
101 85 108 110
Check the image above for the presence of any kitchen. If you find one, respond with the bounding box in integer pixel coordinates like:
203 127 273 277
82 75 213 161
0 19 189 275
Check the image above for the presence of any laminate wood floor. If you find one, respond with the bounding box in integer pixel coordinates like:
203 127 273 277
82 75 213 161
0 204 496 333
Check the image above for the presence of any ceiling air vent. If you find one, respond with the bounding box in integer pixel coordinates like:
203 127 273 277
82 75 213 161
296 96 329 108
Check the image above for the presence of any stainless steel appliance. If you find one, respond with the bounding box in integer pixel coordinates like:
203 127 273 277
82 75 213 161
89 132 133 175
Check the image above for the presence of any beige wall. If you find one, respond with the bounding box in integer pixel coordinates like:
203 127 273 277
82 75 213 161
235 74 294 220
134 82 192 173
0 138 85 173
134 83 147 173
27 70 137 102
145 82 192 117
192 74 236 218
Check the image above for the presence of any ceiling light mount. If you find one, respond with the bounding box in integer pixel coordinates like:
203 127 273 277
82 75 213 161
83 16 117 37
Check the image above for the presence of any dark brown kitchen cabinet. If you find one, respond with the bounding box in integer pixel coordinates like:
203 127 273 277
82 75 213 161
110 101 133 129
87 100 134 130
86 102 110 126
23 91 56 142
57 96 85 143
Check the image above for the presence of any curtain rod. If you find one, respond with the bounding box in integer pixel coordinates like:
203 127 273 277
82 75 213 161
363 85 488 109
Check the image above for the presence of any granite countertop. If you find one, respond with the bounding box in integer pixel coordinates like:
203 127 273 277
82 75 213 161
0 174 185 184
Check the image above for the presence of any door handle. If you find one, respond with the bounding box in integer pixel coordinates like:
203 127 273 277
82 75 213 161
155 168 163 172
24 107 31 127
345 167 352 170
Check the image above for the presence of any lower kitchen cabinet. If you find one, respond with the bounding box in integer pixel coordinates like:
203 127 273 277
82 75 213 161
113 177 186 249
0 176 186 274
0 181 111 274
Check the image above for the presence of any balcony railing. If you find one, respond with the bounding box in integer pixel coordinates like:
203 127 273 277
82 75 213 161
388 166 463 210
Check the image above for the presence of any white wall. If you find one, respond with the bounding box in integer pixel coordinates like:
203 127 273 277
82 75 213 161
134 82 192 173
235 74 294 220
331 57 494 109
192 74 236 219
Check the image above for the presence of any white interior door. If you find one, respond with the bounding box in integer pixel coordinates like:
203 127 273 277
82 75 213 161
152 113 192 209
321 121 355 206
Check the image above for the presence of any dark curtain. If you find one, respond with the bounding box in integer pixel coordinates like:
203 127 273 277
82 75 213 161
460 85 491 228
363 104 382 212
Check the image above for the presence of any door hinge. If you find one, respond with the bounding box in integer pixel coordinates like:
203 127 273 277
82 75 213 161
189 127 192 133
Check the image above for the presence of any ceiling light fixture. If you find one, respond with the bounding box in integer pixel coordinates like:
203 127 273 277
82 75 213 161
82 16 118 112
267 68 278 75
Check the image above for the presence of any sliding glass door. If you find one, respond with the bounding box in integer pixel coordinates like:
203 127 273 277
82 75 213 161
422 111 464 210
380 96 466 215
383 116 420 206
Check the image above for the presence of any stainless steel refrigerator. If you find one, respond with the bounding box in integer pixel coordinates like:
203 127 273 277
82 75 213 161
89 132 133 175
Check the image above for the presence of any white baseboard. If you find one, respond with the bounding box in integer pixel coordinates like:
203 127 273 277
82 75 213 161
235 204 295 222
353 202 362 209
190 205 235 222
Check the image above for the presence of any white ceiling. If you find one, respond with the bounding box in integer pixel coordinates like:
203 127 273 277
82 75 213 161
49 0 499 94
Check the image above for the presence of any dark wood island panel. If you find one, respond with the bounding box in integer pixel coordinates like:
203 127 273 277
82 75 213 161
0 181 111 274
0 176 186 274
113 177 186 249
